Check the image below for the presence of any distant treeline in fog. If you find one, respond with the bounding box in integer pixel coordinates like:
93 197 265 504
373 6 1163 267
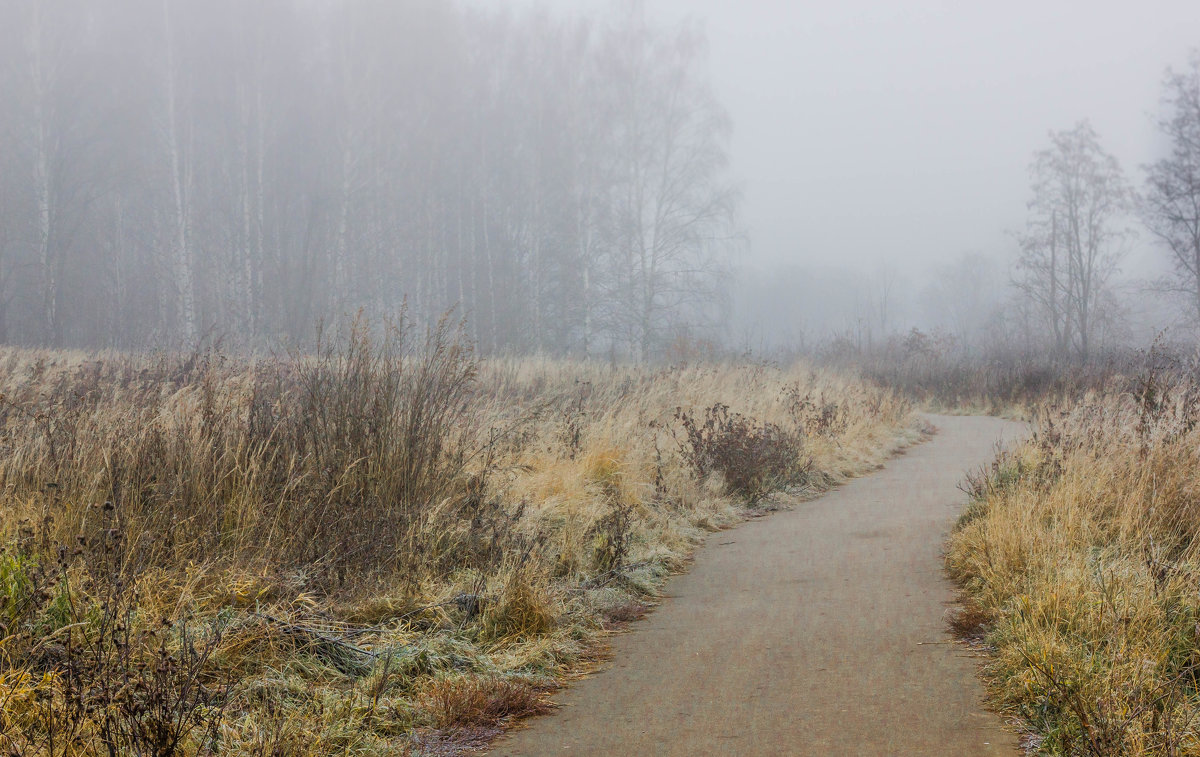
736 62 1200 361
0 1 738 354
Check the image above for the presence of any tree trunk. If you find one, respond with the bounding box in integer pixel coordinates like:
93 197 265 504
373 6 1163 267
163 0 198 347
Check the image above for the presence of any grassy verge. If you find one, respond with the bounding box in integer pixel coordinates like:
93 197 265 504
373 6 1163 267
947 365 1200 755
0 321 916 756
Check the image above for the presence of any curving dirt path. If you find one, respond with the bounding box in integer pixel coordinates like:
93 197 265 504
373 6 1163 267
491 415 1025 756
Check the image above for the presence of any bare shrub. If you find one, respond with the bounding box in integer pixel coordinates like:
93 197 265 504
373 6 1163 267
674 403 809 501
280 314 478 582
1 538 227 756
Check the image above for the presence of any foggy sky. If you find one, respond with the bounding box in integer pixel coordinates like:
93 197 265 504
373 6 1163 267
501 1 1200 277
690 0 1200 277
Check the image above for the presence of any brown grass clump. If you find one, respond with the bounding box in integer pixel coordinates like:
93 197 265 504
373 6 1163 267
600 599 648 627
477 569 556 643
420 676 552 729
947 600 994 641
947 354 1200 755
0 320 915 755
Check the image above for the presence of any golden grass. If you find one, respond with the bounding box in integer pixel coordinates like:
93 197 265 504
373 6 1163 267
0 335 915 755
948 377 1200 755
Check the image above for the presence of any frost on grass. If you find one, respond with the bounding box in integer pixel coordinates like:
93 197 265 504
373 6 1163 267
0 331 912 755
948 357 1200 755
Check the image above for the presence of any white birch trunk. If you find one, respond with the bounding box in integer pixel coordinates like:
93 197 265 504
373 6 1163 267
28 4 56 344
163 0 198 346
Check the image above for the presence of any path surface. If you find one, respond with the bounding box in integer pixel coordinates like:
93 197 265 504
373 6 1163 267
491 415 1025 756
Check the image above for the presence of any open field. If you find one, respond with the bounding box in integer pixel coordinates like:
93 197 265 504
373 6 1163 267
947 358 1200 754
0 324 916 755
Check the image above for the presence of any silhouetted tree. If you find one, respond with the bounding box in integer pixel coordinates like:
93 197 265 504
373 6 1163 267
1016 121 1132 360
1144 53 1200 327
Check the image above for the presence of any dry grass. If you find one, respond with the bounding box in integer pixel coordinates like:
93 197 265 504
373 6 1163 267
948 358 1200 755
420 676 552 729
0 321 916 755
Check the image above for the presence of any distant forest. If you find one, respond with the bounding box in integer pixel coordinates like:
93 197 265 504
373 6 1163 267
0 1 739 355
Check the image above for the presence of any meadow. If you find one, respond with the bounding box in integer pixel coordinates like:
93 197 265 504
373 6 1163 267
0 320 916 755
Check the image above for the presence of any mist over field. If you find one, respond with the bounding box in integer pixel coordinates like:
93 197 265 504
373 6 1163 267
3 0 1200 358
12 4 1200 755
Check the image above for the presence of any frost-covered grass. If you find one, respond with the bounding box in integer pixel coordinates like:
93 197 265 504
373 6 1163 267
0 327 914 755
949 369 1200 755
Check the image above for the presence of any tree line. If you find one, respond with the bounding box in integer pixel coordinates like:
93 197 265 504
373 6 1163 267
0 1 739 355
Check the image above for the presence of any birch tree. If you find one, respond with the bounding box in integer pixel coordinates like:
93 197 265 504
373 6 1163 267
160 0 199 346
0 1 740 356
600 9 739 359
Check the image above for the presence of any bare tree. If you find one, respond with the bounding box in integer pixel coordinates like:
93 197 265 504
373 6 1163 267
0 11 26 342
1144 53 1200 327
10 0 117 346
1016 121 1132 360
599 7 739 359
0 0 740 356
870 263 898 347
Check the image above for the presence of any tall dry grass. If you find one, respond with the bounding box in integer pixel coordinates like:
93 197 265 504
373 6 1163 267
0 321 915 755
948 356 1200 755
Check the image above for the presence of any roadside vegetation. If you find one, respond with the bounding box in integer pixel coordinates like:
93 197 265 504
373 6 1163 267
944 349 1200 754
0 320 915 756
